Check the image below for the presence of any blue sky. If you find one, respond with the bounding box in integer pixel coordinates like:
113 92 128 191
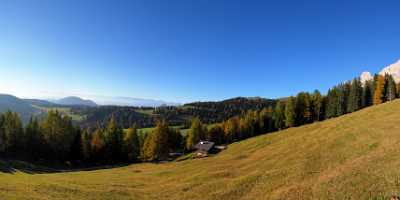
1 0 400 103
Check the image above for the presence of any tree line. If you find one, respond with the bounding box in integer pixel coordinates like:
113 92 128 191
0 74 399 163
185 74 400 148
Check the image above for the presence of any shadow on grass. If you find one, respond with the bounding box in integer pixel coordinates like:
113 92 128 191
0 159 130 175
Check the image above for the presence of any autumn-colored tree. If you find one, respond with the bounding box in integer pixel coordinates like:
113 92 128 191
285 97 296 128
123 124 140 161
103 115 124 161
373 75 385 105
141 120 170 161
311 90 324 121
40 110 75 160
186 117 206 150
223 117 239 143
91 128 105 161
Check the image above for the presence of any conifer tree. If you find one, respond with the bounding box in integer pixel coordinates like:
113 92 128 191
0 114 5 154
3 111 24 155
40 110 76 160
103 115 124 161
385 74 397 101
25 117 43 158
223 117 239 143
186 117 205 150
91 128 105 161
295 92 311 126
141 120 170 161
362 80 373 108
373 75 385 105
273 101 285 130
123 124 140 161
284 97 296 128
397 83 400 98
206 125 224 144
347 78 362 113
325 88 339 118
311 90 323 121
81 128 92 161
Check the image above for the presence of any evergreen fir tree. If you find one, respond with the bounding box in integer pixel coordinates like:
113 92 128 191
362 80 373 108
311 90 323 121
103 115 124 161
273 101 285 130
347 78 362 113
25 117 43 158
284 97 296 128
385 74 397 101
123 124 140 161
81 128 92 161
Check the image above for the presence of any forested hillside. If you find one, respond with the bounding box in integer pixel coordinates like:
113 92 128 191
2 97 400 199
0 73 398 165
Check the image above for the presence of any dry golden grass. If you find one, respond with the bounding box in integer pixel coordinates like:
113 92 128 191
2 100 400 199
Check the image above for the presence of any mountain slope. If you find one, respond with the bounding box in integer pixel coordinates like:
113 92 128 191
0 94 40 122
361 59 400 83
53 96 97 107
2 100 400 199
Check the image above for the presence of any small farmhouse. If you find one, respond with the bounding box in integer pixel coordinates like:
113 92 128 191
193 141 215 158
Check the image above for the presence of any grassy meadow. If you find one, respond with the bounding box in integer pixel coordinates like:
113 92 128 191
2 100 400 199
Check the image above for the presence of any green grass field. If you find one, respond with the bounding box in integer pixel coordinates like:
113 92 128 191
32 105 85 122
3 100 400 199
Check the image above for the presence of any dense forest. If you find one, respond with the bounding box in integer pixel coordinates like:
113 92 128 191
0 73 399 164
71 97 277 129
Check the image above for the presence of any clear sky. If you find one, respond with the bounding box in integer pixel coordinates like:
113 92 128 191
1 0 400 103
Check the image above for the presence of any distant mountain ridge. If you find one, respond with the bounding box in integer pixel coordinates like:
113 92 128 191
51 96 98 107
92 96 180 107
0 94 40 123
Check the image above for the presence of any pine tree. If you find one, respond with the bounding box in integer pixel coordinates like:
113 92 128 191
81 128 92 161
186 117 205 150
397 83 400 98
337 83 350 115
123 124 140 161
385 74 397 101
311 90 323 121
284 97 296 128
206 125 224 144
373 75 385 105
325 88 339 118
362 80 373 108
3 111 24 155
40 110 76 160
347 78 362 113
141 120 170 161
24 117 43 158
103 115 124 161
0 114 5 154
295 92 311 126
273 101 285 130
